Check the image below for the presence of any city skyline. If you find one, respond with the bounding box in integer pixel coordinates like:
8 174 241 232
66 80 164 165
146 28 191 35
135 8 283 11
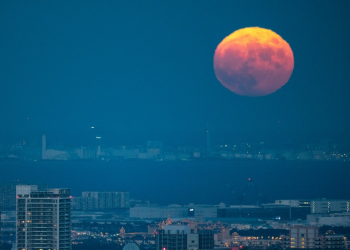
1 2 350 250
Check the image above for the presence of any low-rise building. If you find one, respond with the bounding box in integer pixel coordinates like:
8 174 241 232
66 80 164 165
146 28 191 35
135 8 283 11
311 199 350 214
289 226 319 249
324 235 346 249
307 212 350 226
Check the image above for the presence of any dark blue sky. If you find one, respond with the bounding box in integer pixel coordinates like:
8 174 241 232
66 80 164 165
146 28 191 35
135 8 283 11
1 1 350 145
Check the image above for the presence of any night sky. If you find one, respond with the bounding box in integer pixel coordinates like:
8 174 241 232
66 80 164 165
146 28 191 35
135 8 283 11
1 1 350 145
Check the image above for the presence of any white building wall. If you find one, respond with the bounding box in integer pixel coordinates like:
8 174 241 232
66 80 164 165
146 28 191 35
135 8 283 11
311 200 350 213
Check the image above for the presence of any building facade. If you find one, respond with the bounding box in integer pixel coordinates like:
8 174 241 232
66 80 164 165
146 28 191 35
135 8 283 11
16 185 71 250
311 200 350 213
289 226 320 249
0 184 17 210
324 235 346 249
72 191 130 210
198 230 214 250
155 225 213 250
282 227 346 249
307 212 350 226
218 205 309 220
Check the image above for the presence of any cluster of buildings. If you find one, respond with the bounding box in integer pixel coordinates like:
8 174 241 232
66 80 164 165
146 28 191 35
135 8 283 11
1 184 350 250
67 213 350 249
129 199 350 223
1 133 349 161
36 135 350 161
41 135 164 161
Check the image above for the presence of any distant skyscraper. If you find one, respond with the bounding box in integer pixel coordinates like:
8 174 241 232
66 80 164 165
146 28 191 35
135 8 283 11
16 185 72 250
205 124 211 157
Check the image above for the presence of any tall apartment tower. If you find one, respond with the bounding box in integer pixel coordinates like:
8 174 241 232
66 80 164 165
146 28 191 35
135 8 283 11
16 185 71 250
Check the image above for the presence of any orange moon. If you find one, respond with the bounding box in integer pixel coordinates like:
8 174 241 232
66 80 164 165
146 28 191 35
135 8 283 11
214 27 294 96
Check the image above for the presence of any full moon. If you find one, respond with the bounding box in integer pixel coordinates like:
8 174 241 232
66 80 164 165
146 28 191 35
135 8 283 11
214 27 294 96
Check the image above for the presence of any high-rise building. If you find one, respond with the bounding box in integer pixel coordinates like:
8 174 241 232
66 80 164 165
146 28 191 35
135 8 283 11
16 185 71 250
156 225 214 250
